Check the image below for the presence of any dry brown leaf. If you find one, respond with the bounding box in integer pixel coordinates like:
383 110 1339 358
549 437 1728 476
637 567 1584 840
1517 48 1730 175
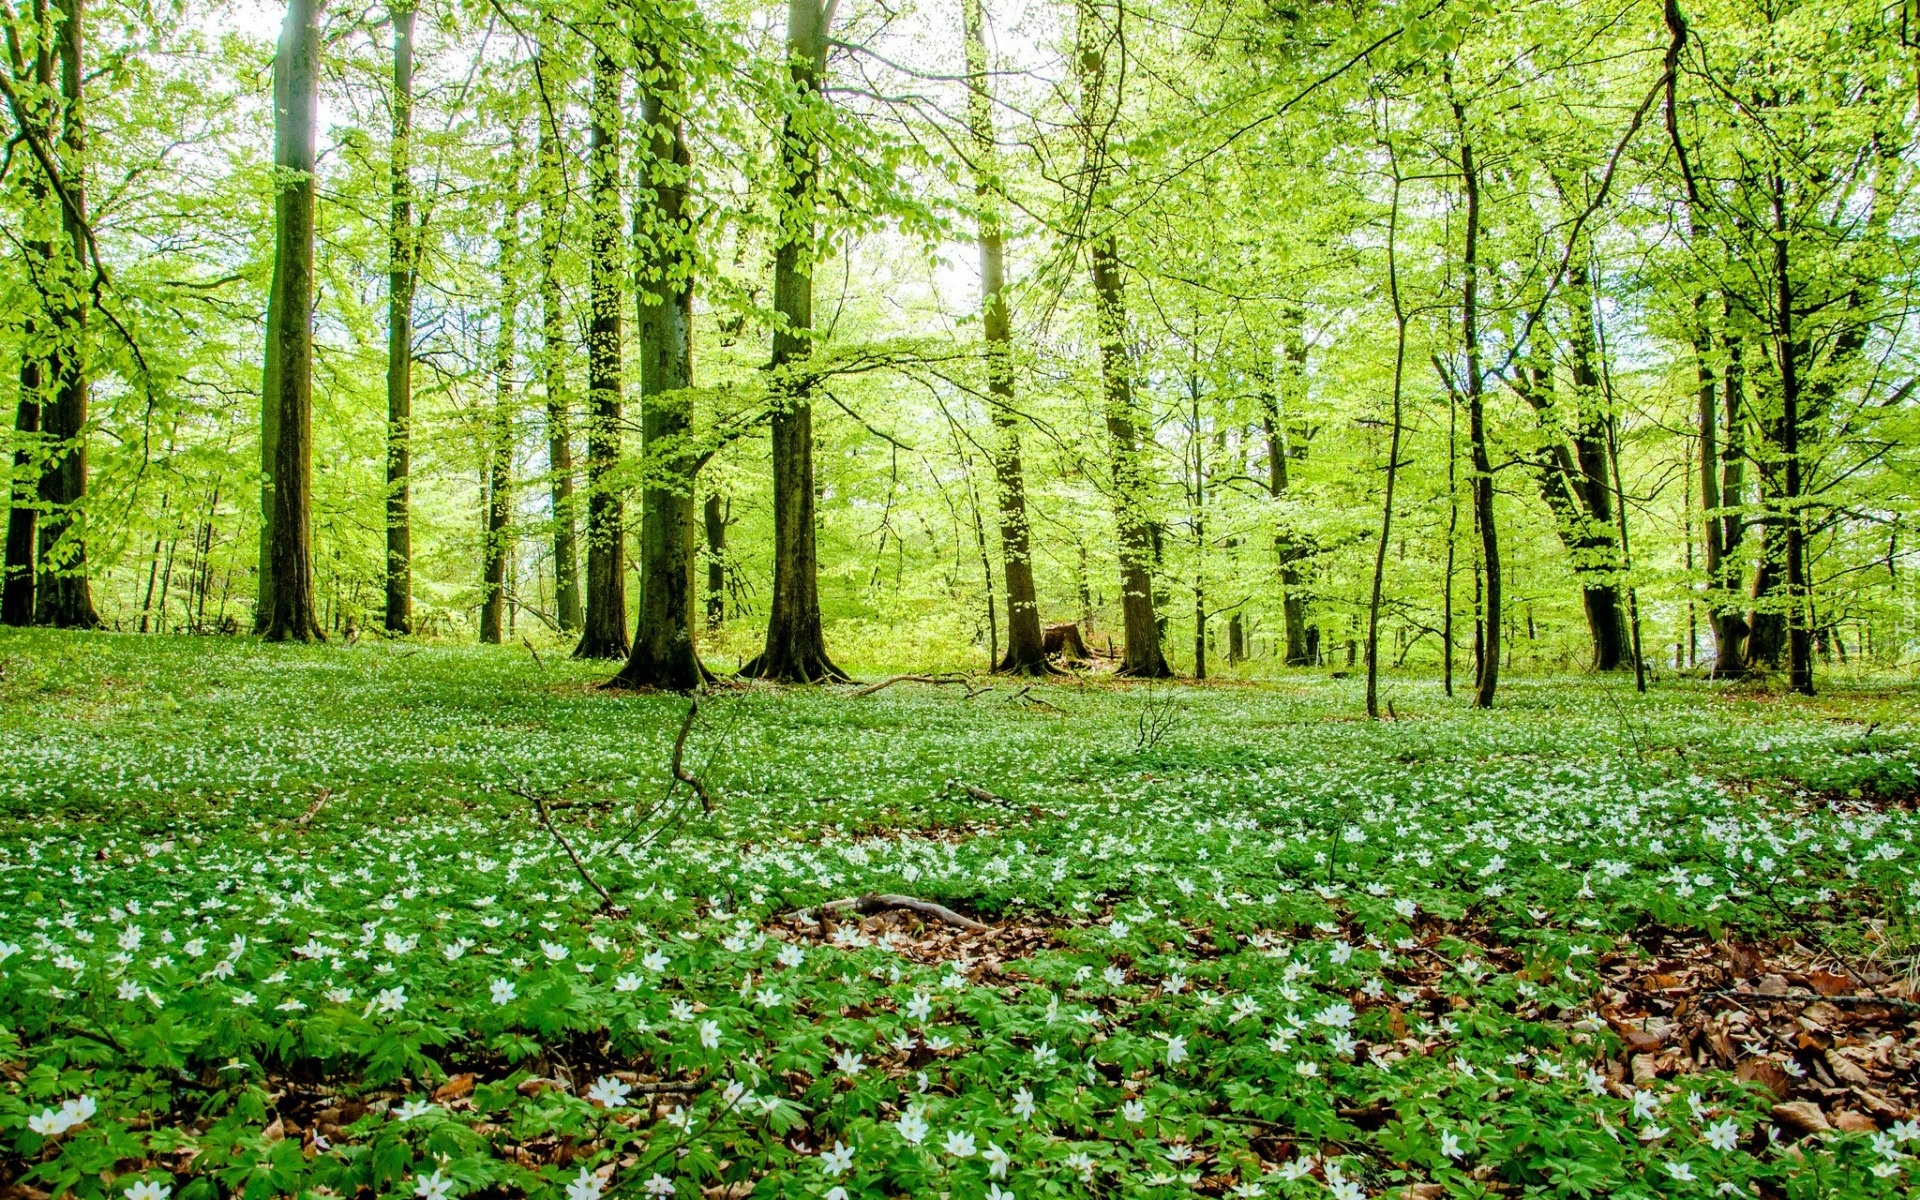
1833 1110 1878 1134
1808 968 1854 997
1824 1050 1872 1087
1737 1057 1791 1100
1771 1101 1832 1134
435 1074 476 1102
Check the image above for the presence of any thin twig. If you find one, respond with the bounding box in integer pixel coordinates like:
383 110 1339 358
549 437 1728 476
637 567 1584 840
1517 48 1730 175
523 637 547 672
294 787 332 827
1698 989 1920 1012
848 672 967 698
671 698 715 813
516 784 616 910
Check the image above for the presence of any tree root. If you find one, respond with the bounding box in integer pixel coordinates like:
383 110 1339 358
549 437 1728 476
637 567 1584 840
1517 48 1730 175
815 893 988 931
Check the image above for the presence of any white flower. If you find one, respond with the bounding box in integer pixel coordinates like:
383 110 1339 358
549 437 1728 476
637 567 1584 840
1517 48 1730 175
541 940 569 962
1705 1119 1739 1152
905 992 933 1021
1031 1043 1057 1067
375 987 406 1013
834 1049 864 1076
1440 1130 1463 1159
276 998 306 1012
413 1170 453 1200
641 949 669 972
983 1141 1011 1178
117 980 144 1002
232 990 257 1007
490 978 516 1005
587 1076 631 1108
1295 1059 1319 1077
1631 1090 1661 1123
1012 1087 1036 1119
642 1176 674 1197
1165 1034 1188 1066
1664 1162 1695 1182
1122 1099 1146 1124
123 1181 172 1200
565 1169 604 1200
699 1019 721 1049
896 1109 930 1145
986 1186 1014 1200
943 1130 976 1157
394 1098 433 1122
28 1109 67 1137
820 1141 854 1176
614 973 643 992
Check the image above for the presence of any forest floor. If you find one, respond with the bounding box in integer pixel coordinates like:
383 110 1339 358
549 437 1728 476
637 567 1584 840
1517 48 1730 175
1 630 1919 1200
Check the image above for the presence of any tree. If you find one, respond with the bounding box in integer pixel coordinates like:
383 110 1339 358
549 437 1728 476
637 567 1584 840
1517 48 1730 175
573 43 628 660
33 0 99 628
1076 0 1168 679
480 161 518 646
535 33 581 634
260 0 324 642
612 24 706 691
1453 92 1498 707
963 0 1048 675
740 0 847 683
2 1 54 628
383 0 416 634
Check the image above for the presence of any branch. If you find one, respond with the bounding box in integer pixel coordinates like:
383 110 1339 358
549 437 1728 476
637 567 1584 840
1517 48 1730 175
817 893 988 932
670 698 715 813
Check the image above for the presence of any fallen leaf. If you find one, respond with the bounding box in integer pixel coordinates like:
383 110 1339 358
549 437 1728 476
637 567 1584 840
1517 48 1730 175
1737 1057 1790 1101
1832 1110 1878 1134
435 1073 476 1102
1808 968 1853 997
1824 1050 1872 1087
1771 1101 1831 1134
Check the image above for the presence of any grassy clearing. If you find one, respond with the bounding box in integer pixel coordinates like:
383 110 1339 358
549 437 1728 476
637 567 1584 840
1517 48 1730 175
1 630 1918 1200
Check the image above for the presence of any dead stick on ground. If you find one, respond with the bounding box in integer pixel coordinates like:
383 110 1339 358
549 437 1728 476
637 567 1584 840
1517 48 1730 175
295 787 332 827
1697 989 1920 1012
818 893 989 931
519 785 616 909
671 698 716 813
523 637 547 672
849 673 965 698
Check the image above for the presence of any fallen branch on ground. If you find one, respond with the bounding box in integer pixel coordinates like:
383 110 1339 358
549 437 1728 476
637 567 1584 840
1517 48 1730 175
295 787 332 827
849 673 967 698
817 893 989 931
513 783 617 910
523 637 547 672
1698 989 1920 1012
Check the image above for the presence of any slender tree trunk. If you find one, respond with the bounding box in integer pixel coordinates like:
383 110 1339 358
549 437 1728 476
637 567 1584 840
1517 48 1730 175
1367 167 1407 720
1562 257 1629 669
613 38 707 691
262 0 324 642
35 0 98 628
574 48 629 659
742 0 847 682
964 0 1047 674
535 43 581 634
384 0 415 634
1272 319 1310 665
1771 173 1812 695
1443 381 1456 695
1455 99 1498 707
480 185 517 646
1076 0 1167 679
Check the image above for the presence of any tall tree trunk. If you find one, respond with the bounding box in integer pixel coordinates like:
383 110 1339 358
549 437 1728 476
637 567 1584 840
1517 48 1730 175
613 37 707 691
383 0 415 634
1270 317 1310 665
1077 0 1167 679
1455 99 1498 707
480 185 517 646
574 48 629 659
964 0 1048 675
536 41 582 634
35 0 98 628
741 0 847 682
1771 172 1812 695
2 3 52 627
1562 257 1629 669
261 0 324 642
1366 167 1407 720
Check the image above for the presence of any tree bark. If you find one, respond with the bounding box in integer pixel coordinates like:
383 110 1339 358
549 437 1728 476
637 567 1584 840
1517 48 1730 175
1270 318 1310 665
741 0 847 683
574 48 629 659
1076 0 1167 679
964 0 1047 675
612 37 707 692
1771 171 1813 695
2 4 52 627
1561 257 1629 669
261 0 324 642
1455 99 1497 707
35 0 98 629
480 182 517 646
535 40 581 634
383 0 415 634
703 491 726 630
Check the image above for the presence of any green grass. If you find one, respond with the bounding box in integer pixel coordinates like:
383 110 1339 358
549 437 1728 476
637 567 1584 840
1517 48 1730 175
1 629 1917 1200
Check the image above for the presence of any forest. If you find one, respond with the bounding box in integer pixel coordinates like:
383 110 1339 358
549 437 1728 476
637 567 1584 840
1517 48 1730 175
3 0 1920 1198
